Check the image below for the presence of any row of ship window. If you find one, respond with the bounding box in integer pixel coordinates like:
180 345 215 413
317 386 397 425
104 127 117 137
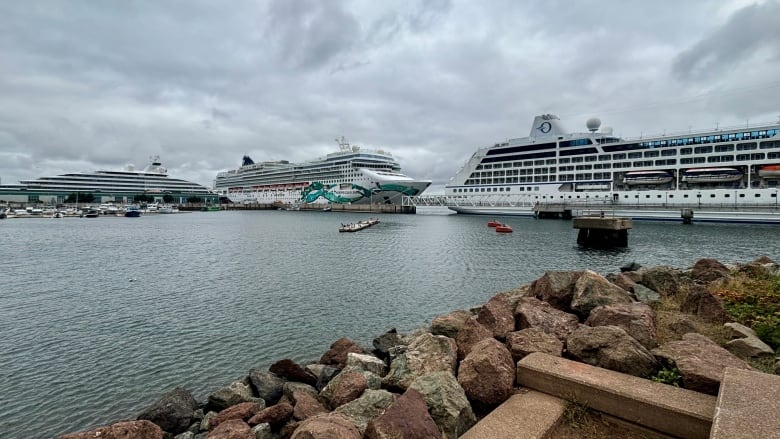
603 131 778 152
451 188 778 198
477 141 780 171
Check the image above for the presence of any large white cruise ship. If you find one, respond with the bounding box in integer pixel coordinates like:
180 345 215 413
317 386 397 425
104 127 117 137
439 114 780 223
214 137 432 205
0 156 218 204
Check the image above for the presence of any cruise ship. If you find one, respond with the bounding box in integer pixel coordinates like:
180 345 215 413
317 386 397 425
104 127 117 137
214 137 432 205
0 156 218 204
441 114 780 223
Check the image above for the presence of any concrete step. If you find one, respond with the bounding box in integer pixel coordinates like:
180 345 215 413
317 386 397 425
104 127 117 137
460 390 566 439
709 367 780 439
517 352 716 439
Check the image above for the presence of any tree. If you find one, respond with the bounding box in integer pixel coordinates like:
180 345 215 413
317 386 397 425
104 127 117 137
186 196 203 204
162 194 174 203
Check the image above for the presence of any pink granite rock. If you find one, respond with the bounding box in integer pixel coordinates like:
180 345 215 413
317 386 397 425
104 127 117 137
476 295 516 340
458 338 515 407
59 420 163 439
455 316 494 360
319 337 364 369
365 388 441 439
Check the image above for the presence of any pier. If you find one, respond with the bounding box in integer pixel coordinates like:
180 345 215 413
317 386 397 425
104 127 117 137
572 215 632 247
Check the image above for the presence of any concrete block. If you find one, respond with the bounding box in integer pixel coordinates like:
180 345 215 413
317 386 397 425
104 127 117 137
517 352 716 439
709 367 780 439
460 390 566 439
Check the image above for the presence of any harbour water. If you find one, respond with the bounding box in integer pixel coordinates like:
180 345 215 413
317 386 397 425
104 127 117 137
1 210 778 438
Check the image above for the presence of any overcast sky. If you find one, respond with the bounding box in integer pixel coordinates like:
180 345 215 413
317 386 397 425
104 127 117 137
2 0 780 190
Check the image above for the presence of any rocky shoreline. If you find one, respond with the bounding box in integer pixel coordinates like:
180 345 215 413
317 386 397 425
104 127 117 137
59 257 779 439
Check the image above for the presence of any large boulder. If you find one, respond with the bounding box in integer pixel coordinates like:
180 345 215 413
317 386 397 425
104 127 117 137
290 413 361 439
365 388 441 439
431 310 472 339
652 333 753 395
585 302 657 349
531 271 581 311
345 352 387 377
514 297 580 341
59 420 163 439
320 370 367 409
505 328 564 362
372 328 409 361
269 359 317 387
724 323 775 357
334 389 397 434
680 286 730 323
291 390 328 421
457 338 515 407
136 387 198 435
319 337 364 369
632 284 661 304
283 382 319 401
638 266 682 297
207 380 261 412
248 369 285 405
476 295 516 340
247 402 294 428
567 325 658 378
383 332 458 391
570 270 634 317
409 371 476 439
210 402 264 431
208 419 254 439
455 316 493 360
691 258 729 284
608 272 637 293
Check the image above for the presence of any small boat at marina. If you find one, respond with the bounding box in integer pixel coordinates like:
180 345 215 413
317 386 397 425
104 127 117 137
495 224 513 233
124 206 142 217
339 218 380 232
84 209 100 218
487 220 502 227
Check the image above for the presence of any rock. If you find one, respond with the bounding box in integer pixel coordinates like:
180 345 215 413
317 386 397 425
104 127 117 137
290 413 361 439
736 262 772 278
753 255 776 265
632 284 661 304
431 310 472 338
586 302 657 349
248 369 285 405
291 390 328 421
570 270 634 317
319 337 364 369
207 419 253 439
680 286 729 323
137 387 198 435
652 333 753 395
59 420 164 439
372 328 409 361
383 332 458 391
210 402 263 430
531 271 581 311
691 258 729 284
724 322 758 339
726 336 775 357
320 370 367 409
365 388 441 439
200 411 217 431
457 338 515 407
247 402 293 428
345 352 387 377
455 316 493 360
620 261 642 272
409 371 476 439
207 380 260 412
638 266 681 296
251 423 273 439
567 325 658 378
334 389 397 434
505 328 563 362
174 432 194 439
269 359 318 387
476 295 516 339
665 315 699 338
306 365 339 391
608 272 637 293
283 382 318 401
775 358 780 375
514 297 580 341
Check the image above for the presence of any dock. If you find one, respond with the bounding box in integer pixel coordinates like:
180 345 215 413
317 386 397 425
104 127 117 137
572 215 632 247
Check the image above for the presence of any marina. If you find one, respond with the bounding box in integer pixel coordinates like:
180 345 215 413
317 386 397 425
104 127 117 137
404 114 780 224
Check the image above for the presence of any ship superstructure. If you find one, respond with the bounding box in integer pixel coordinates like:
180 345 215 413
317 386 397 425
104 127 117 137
441 114 780 223
214 137 431 205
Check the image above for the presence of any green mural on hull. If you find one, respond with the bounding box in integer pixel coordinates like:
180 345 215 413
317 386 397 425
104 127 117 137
300 181 418 203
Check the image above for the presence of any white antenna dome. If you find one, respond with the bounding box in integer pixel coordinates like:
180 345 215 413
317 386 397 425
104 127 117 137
586 117 602 132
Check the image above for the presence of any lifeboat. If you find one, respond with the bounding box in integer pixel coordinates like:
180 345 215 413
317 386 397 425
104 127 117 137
623 171 673 185
682 167 742 183
495 224 513 233
487 220 502 227
758 164 780 178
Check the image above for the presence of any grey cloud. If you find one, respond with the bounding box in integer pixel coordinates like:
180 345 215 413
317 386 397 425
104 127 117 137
673 1 780 81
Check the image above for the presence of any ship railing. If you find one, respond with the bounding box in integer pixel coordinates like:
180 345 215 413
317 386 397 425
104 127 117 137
403 195 536 208
535 199 780 211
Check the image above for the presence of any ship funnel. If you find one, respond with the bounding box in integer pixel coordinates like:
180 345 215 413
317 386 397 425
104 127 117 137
529 114 567 137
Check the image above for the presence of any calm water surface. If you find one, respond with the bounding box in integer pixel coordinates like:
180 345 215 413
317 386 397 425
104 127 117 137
1 210 778 437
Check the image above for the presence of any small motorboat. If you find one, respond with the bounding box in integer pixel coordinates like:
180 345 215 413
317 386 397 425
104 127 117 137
495 224 513 233
487 220 502 227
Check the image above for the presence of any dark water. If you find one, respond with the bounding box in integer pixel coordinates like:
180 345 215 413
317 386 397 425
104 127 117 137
1 209 777 438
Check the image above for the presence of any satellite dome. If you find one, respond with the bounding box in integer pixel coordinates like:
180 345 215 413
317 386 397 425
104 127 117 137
586 117 602 132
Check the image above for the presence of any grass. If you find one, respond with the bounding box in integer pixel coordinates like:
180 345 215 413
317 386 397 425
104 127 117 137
553 402 658 439
710 271 780 349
